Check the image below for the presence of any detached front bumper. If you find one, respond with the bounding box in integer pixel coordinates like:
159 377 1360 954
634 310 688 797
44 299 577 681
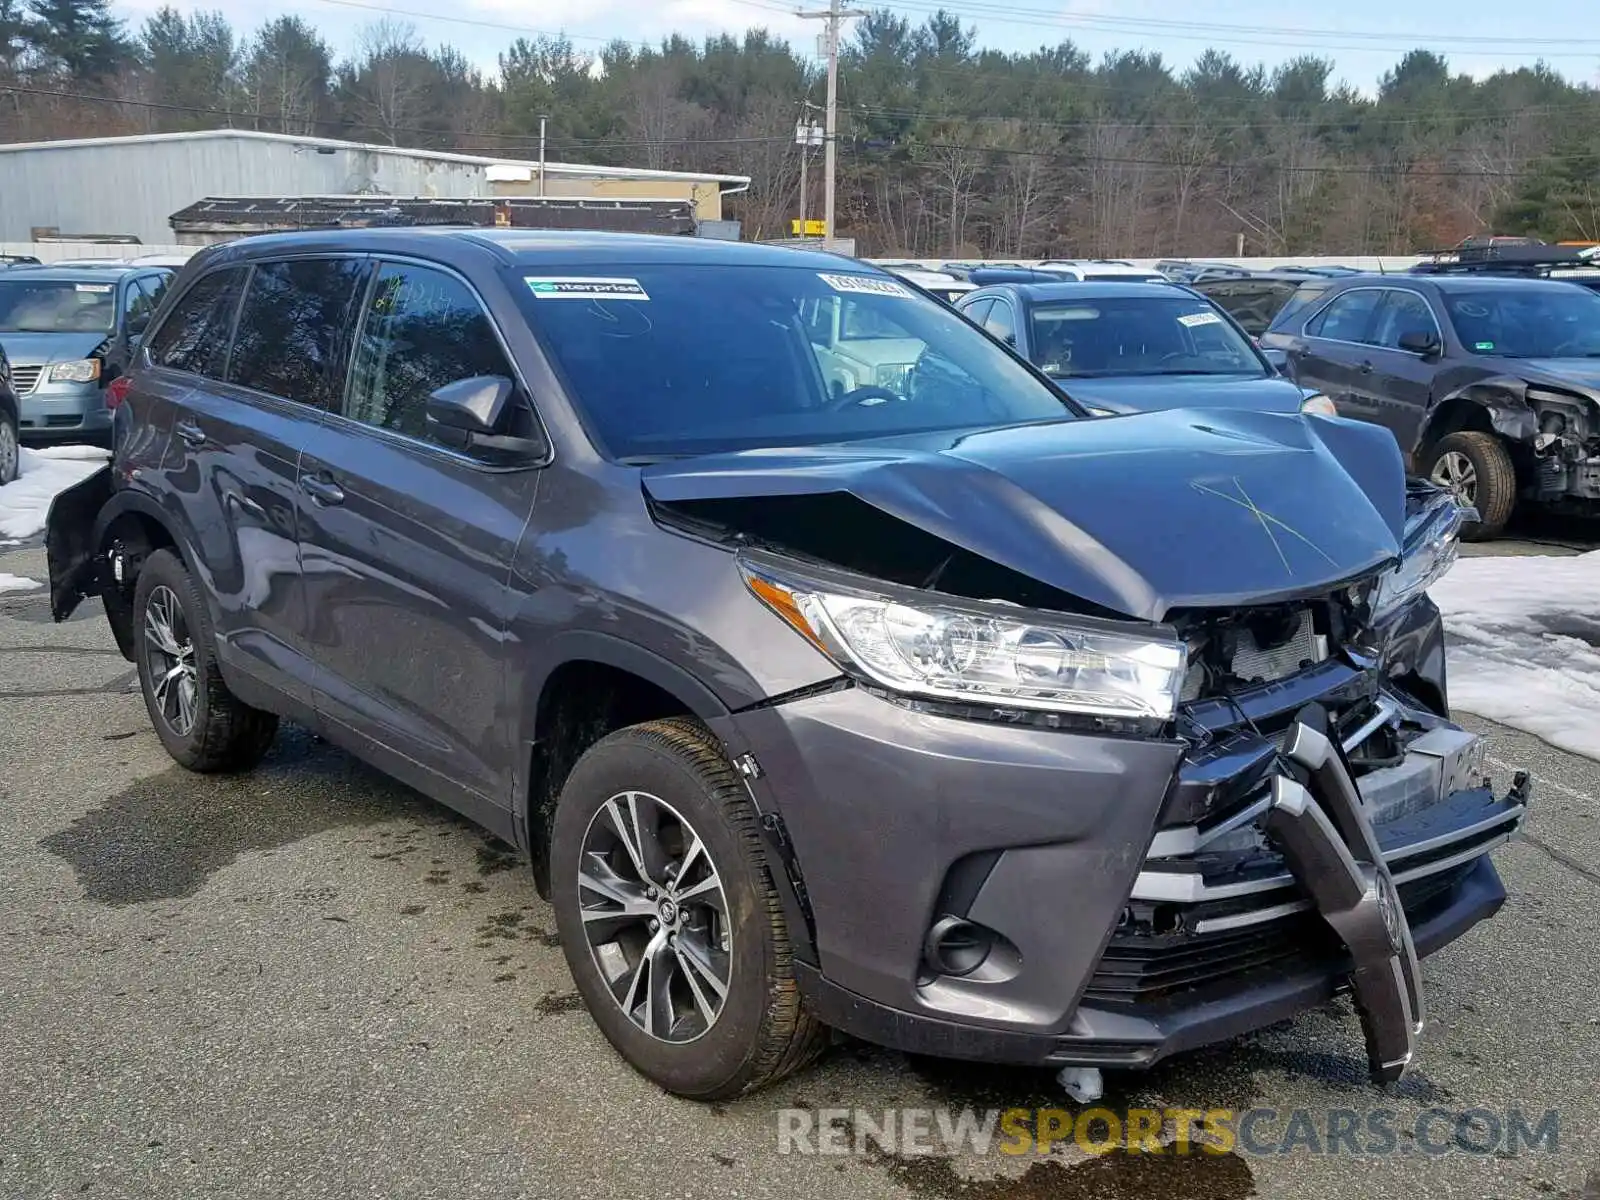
732 674 1529 1082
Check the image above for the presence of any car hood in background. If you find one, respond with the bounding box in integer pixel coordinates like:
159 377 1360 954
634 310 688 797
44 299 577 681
1502 358 1600 395
643 408 1406 622
0 331 108 365
1053 373 1308 415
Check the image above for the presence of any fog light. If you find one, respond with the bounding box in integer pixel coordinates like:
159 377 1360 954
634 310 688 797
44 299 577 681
923 916 994 978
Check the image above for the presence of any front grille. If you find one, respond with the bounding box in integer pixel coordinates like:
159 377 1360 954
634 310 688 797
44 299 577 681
10 364 42 394
1082 865 1470 1006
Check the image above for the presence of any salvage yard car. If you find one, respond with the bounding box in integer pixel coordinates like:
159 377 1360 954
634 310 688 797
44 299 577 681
1261 272 1600 539
46 230 1528 1100
0 339 17 485
956 281 1335 417
0 263 172 445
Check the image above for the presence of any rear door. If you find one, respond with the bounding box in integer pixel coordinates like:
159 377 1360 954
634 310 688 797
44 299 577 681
1288 287 1386 419
1362 288 1446 450
296 257 543 815
153 255 369 713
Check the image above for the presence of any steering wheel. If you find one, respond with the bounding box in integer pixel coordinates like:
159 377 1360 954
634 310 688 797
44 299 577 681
827 385 905 412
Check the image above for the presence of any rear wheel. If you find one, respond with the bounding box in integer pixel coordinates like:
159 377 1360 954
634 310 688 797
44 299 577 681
0 408 17 486
1425 431 1516 541
550 718 827 1099
133 549 278 772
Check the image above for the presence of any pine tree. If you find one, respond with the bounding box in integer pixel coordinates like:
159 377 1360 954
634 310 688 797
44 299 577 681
26 0 129 80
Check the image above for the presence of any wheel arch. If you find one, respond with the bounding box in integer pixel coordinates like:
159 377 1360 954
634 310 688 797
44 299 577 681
1418 379 1535 456
88 491 192 661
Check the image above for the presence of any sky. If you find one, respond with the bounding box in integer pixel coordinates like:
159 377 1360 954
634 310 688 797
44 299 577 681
111 0 1600 94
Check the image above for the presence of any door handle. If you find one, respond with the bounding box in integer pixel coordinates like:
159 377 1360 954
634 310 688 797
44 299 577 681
1359 361 1374 374
300 474 345 506
175 419 206 447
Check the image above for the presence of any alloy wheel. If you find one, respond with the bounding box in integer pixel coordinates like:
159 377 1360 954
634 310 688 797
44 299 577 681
0 419 16 484
142 585 199 737
1430 450 1477 507
577 790 732 1044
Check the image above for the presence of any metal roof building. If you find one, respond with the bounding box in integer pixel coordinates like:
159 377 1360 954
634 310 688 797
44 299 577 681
0 129 750 246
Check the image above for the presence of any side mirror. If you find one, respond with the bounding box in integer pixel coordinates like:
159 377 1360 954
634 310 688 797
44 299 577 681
1398 330 1441 357
426 375 545 461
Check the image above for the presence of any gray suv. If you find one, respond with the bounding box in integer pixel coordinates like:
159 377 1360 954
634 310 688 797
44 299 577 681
0 264 172 444
45 229 1529 1099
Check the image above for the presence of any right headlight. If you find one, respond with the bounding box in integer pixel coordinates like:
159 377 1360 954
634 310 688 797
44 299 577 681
1371 491 1467 621
49 359 101 384
740 557 1186 719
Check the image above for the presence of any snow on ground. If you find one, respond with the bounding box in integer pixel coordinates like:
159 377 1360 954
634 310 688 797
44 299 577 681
1433 551 1600 761
0 573 40 593
0 446 109 541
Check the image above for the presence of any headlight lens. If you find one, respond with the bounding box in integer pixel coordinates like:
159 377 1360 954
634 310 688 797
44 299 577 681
741 559 1186 718
1299 392 1338 417
49 359 100 383
1371 495 1466 620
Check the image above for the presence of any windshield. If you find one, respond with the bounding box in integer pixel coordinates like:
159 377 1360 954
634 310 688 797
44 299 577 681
515 264 1074 459
0 280 117 334
1028 295 1265 378
1443 286 1600 358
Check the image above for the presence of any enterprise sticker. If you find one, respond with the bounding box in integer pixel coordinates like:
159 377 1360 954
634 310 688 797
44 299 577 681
818 273 913 298
526 277 649 300
1177 311 1222 327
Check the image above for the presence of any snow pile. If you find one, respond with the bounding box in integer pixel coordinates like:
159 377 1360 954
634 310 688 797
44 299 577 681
1433 551 1600 761
0 573 40 593
0 445 109 541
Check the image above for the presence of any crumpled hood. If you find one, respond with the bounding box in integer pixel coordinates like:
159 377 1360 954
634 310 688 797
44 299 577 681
1058 373 1308 415
643 408 1407 622
0 331 108 365
1507 359 1600 396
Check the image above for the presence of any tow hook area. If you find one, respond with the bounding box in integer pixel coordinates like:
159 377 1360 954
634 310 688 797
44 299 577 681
1269 712 1426 1084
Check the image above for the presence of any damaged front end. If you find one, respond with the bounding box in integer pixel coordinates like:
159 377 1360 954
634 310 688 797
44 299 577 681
651 412 1529 1084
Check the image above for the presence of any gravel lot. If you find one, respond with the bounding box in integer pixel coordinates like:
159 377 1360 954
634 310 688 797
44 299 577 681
1 532 1597 1200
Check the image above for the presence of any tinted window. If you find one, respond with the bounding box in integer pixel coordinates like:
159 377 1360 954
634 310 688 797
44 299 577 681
1443 285 1600 358
1197 280 1300 336
1372 290 1439 350
124 276 163 330
516 265 1073 459
345 262 514 441
228 258 369 408
1267 283 1330 334
1028 295 1263 377
959 298 992 326
1307 289 1382 342
984 300 1016 344
146 267 246 378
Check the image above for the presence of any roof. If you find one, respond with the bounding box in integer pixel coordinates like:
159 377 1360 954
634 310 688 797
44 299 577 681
0 263 142 280
0 129 750 190
1331 272 1593 294
169 195 701 237
188 227 885 272
973 281 1194 302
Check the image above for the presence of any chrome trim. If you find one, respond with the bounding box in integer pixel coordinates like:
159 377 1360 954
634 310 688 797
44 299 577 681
1390 831 1518 887
1192 897 1311 935
1384 804 1524 864
1341 696 1399 754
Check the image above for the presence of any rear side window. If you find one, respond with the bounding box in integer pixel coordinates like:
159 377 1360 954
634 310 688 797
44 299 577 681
1307 289 1383 342
1265 283 1330 334
959 298 993 326
227 258 370 408
344 262 514 442
146 267 247 379
984 300 1016 344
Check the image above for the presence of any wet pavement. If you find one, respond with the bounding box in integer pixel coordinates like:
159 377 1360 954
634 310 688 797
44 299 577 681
1 536 1597 1200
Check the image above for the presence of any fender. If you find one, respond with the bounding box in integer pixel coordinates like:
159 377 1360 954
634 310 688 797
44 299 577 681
1416 377 1538 454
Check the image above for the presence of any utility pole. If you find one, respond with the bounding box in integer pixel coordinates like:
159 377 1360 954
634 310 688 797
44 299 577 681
795 113 823 237
538 114 548 197
798 0 864 249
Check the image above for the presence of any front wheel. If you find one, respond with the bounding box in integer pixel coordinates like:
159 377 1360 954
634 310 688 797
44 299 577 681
550 718 827 1099
1425 431 1517 541
132 549 279 771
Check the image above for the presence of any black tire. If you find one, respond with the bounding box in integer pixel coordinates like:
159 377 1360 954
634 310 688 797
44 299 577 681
550 717 827 1100
0 407 17 486
132 548 278 772
1425 430 1517 541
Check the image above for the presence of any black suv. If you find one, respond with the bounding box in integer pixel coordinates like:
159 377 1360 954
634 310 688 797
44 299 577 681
0 339 17 485
1261 273 1600 538
46 230 1527 1098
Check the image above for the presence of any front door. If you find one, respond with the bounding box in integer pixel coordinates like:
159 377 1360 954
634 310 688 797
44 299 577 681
1363 289 1445 453
297 258 541 812
1294 287 1386 421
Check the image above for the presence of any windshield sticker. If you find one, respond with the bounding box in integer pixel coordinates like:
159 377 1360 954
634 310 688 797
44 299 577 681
1177 311 1222 328
818 273 913 299
525 277 649 301
1474 341 1496 351
74 283 114 294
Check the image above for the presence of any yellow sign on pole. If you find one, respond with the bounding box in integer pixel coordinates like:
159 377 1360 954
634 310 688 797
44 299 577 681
791 219 827 236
